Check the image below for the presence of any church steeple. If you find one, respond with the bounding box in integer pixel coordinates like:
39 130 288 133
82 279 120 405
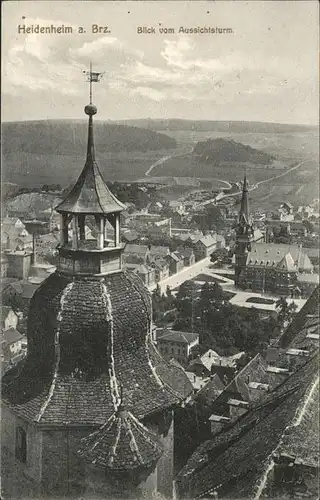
55 64 125 276
239 174 250 225
234 174 254 288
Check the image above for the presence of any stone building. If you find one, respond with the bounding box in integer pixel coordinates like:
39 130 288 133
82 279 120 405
234 176 318 296
1 92 191 499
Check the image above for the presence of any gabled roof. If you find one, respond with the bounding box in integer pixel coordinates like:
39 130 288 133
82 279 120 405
149 245 170 256
176 355 319 500
1 306 16 323
197 235 217 247
276 252 297 271
56 115 125 215
156 329 199 345
246 243 313 271
123 244 149 255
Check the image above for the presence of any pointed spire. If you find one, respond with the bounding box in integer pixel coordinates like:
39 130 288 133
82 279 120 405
55 65 125 215
239 173 250 224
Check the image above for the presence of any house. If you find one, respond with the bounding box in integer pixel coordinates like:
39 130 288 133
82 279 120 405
2 280 40 311
123 244 149 265
1 217 25 230
187 349 246 382
126 264 156 287
148 245 170 259
177 247 196 267
235 242 316 295
122 230 139 243
155 328 199 367
149 256 170 282
1 328 24 357
148 201 164 214
168 200 185 215
1 306 18 331
167 252 184 275
193 234 220 261
176 294 319 500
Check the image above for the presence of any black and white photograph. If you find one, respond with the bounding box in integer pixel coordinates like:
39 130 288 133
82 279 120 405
1 1 319 499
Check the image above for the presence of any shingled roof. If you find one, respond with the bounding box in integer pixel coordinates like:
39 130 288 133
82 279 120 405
2 270 192 426
176 354 319 499
78 404 163 472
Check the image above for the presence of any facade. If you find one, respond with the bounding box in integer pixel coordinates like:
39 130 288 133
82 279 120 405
193 235 219 261
234 176 318 296
176 287 319 500
1 90 192 499
167 252 184 276
155 329 199 367
177 247 195 267
1 306 19 331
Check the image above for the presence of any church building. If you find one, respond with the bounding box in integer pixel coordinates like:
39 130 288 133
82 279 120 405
1 70 192 499
234 176 317 296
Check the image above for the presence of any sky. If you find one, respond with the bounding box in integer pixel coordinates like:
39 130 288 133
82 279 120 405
2 1 319 124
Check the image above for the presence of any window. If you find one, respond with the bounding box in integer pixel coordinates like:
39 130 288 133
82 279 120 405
16 426 27 463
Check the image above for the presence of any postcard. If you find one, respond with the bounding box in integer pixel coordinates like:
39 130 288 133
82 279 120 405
1 1 319 500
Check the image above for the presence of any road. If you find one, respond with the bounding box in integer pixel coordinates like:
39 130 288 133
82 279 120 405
145 146 194 177
195 157 311 207
148 257 211 294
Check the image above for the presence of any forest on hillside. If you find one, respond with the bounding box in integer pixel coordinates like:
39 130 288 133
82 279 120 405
193 138 276 165
2 121 177 155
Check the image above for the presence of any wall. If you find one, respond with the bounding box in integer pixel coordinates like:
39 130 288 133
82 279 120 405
6 252 32 279
1 405 42 499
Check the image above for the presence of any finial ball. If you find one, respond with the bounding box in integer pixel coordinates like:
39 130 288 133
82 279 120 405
84 104 97 116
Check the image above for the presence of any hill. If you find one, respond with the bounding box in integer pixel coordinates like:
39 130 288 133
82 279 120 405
193 138 276 165
115 119 316 134
4 192 62 216
2 120 177 155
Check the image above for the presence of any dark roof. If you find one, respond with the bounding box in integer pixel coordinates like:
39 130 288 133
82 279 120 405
177 354 319 499
278 286 319 348
2 270 192 426
123 244 149 255
177 247 194 258
56 116 125 215
149 245 170 256
1 328 23 345
246 243 313 271
78 405 163 471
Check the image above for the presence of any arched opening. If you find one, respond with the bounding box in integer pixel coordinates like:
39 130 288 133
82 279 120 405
15 426 27 463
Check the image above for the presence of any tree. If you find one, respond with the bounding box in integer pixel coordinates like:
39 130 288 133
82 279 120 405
210 247 230 266
276 297 298 327
303 219 314 234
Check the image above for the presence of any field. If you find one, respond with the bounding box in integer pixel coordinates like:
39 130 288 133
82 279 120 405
2 122 318 214
2 150 171 188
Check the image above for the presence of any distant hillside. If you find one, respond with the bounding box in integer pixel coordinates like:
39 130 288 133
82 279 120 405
115 119 316 134
4 192 62 215
193 138 276 165
2 120 177 155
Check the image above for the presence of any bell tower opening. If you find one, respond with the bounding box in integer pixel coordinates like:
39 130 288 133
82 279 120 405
55 65 126 277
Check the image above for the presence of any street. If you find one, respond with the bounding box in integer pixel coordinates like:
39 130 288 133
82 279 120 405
148 257 211 294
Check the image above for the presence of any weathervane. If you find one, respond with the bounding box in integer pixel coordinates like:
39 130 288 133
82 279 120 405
83 63 104 104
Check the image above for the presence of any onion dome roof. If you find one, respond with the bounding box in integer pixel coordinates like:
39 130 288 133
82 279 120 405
78 404 163 471
2 270 192 426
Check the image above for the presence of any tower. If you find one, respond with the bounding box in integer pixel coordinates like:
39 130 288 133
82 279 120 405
1 65 192 499
234 175 254 288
